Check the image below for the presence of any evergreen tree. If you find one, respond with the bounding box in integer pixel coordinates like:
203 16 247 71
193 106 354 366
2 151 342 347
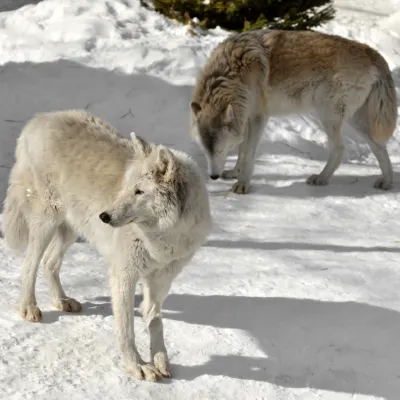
141 0 335 32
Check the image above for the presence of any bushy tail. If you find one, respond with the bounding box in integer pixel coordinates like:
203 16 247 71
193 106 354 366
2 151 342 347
367 64 398 144
2 181 29 253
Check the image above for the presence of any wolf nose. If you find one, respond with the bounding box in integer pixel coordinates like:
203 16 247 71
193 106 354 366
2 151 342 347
210 174 219 180
99 212 111 224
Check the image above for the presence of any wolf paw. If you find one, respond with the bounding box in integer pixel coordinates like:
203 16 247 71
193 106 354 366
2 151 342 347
153 351 172 378
374 177 393 190
53 298 82 313
20 304 42 322
125 362 165 382
221 169 239 180
306 174 328 186
232 181 251 194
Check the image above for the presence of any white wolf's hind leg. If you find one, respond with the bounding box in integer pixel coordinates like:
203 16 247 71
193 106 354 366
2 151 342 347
42 223 81 312
19 216 58 322
307 112 344 186
140 262 186 378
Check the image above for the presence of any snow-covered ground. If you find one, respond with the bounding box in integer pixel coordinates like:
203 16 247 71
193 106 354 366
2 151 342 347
0 0 400 399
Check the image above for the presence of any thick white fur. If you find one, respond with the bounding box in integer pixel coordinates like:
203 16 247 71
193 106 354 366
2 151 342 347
2 110 212 381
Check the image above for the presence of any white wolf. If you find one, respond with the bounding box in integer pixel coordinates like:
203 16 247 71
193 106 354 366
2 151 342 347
2 110 212 381
190 29 398 194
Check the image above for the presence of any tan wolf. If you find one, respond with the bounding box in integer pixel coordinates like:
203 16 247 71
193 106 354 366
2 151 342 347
190 29 398 194
2 110 212 381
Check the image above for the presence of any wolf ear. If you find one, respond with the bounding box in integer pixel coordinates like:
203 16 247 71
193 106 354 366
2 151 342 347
156 146 176 182
191 102 202 117
130 132 149 156
223 104 235 125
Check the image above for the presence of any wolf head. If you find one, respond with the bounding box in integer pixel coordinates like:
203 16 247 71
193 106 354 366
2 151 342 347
99 133 186 231
190 101 243 180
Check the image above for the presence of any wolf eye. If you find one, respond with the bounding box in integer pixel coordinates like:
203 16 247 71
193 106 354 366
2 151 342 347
135 189 144 195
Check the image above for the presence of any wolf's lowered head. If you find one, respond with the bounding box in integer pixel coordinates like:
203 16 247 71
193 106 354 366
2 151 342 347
99 133 183 231
190 101 243 180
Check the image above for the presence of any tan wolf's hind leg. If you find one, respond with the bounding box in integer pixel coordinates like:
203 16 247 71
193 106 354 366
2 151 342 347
307 111 345 186
349 108 393 190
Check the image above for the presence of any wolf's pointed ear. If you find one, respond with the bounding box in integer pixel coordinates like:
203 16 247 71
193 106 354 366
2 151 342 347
130 132 149 156
156 146 176 182
223 104 235 125
191 102 202 117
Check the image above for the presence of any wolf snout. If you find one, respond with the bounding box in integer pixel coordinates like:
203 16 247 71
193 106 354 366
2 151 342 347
99 212 111 224
210 174 219 180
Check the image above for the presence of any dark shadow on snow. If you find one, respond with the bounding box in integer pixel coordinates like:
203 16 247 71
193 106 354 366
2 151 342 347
57 293 400 399
165 294 400 399
0 0 43 12
205 239 400 253
212 171 400 198
41 299 113 324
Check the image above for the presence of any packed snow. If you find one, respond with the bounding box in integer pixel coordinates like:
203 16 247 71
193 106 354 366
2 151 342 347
0 0 400 399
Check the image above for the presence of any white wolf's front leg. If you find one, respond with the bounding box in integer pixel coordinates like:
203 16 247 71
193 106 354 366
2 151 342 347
232 116 266 194
140 262 186 379
110 264 163 382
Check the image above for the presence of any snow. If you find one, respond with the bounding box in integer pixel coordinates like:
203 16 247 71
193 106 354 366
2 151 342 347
380 10 400 39
0 0 400 399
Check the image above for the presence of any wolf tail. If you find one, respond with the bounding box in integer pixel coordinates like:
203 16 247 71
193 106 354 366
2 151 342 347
367 60 398 144
2 175 29 254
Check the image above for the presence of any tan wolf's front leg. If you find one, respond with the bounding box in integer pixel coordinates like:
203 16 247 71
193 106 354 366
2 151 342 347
221 141 246 180
232 116 265 194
